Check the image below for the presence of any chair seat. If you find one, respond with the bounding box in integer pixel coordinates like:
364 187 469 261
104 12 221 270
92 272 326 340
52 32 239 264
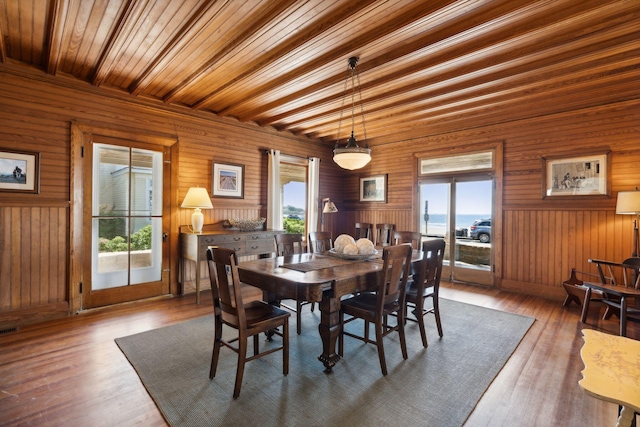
341 292 402 319
406 283 435 300
243 301 291 330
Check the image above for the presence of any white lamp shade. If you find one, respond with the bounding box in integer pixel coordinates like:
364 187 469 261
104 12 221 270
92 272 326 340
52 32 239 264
616 190 640 214
333 149 371 170
182 187 212 233
181 187 213 209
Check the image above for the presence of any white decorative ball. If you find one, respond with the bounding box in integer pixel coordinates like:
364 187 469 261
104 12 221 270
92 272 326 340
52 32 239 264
334 234 356 253
342 243 359 255
356 238 375 255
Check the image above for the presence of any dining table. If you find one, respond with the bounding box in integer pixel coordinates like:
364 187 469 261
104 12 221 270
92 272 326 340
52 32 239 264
237 249 423 372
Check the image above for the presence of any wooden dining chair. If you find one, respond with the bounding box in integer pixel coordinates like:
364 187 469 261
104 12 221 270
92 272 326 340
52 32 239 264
375 223 395 247
393 230 422 250
207 247 290 399
405 239 446 348
274 233 313 334
338 243 413 375
308 231 333 253
355 222 373 240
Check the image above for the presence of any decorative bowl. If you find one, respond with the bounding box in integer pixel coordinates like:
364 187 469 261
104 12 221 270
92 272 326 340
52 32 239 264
228 217 266 231
327 248 379 260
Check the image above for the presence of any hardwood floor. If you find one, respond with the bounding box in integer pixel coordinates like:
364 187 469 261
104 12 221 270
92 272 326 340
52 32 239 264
0 282 637 427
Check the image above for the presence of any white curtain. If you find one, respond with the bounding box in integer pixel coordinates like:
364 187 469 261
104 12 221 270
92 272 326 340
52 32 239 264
267 149 283 230
307 157 320 233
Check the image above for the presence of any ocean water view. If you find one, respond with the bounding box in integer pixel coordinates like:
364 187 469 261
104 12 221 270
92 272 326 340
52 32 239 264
421 213 490 236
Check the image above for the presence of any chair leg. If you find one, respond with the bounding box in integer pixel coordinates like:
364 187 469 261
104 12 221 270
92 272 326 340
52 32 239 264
253 334 259 356
296 300 302 335
233 337 248 399
210 320 223 379
580 288 592 323
397 310 408 360
283 321 289 376
433 296 443 338
374 320 387 375
417 307 428 348
338 311 344 356
310 302 315 312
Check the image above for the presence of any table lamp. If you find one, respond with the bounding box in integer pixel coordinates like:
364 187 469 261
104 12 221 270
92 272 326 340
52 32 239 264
616 187 640 257
181 187 213 233
321 198 338 231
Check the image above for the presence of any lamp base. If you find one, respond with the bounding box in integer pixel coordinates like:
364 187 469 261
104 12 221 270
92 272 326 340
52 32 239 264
191 208 204 233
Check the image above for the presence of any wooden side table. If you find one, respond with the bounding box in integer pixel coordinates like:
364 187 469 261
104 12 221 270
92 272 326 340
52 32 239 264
579 329 640 427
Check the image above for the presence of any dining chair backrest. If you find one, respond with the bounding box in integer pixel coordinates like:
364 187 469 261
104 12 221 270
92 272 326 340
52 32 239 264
207 247 245 322
355 222 373 240
274 233 305 256
415 239 446 292
375 223 395 247
393 230 422 250
308 231 333 253
378 243 413 309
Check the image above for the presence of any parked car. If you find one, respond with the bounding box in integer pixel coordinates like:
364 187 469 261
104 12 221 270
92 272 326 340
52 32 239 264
469 219 491 243
455 227 468 238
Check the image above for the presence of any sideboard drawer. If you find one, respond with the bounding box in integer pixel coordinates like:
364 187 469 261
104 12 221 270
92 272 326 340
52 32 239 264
245 239 275 255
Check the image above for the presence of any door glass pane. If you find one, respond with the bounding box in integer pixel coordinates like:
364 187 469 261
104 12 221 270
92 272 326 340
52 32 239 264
92 143 163 290
93 217 129 289
420 182 452 266
454 180 492 271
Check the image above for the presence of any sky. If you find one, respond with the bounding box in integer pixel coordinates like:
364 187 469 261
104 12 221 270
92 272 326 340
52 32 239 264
421 180 492 215
283 181 306 208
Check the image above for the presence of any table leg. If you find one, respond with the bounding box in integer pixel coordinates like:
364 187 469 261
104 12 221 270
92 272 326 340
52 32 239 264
317 295 342 373
617 405 635 427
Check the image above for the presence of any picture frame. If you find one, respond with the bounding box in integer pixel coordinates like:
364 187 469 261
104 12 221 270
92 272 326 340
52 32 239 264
0 149 40 194
541 151 610 199
212 162 244 198
360 174 387 203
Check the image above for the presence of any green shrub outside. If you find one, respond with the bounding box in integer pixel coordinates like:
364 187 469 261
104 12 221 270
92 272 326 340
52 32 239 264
283 217 305 234
99 225 152 252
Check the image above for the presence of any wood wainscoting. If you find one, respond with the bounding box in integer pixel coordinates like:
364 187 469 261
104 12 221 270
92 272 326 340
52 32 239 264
0 205 70 328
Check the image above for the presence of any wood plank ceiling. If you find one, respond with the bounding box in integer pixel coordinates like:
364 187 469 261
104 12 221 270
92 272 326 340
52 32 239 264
0 0 638 146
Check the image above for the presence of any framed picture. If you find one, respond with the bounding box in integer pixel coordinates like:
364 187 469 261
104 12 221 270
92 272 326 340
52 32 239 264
360 174 387 202
212 162 244 198
542 151 610 199
0 149 40 194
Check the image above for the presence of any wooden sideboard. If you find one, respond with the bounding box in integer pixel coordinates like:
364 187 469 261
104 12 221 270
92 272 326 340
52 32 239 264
179 225 282 303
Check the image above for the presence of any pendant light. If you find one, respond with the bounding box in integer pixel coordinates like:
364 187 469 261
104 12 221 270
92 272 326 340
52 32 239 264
333 56 371 170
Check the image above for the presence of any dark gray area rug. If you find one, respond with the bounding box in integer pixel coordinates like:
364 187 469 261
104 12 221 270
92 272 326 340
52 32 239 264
115 299 534 427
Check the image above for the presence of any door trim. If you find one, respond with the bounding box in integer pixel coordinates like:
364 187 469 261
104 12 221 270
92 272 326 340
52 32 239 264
69 121 177 313
414 140 503 289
